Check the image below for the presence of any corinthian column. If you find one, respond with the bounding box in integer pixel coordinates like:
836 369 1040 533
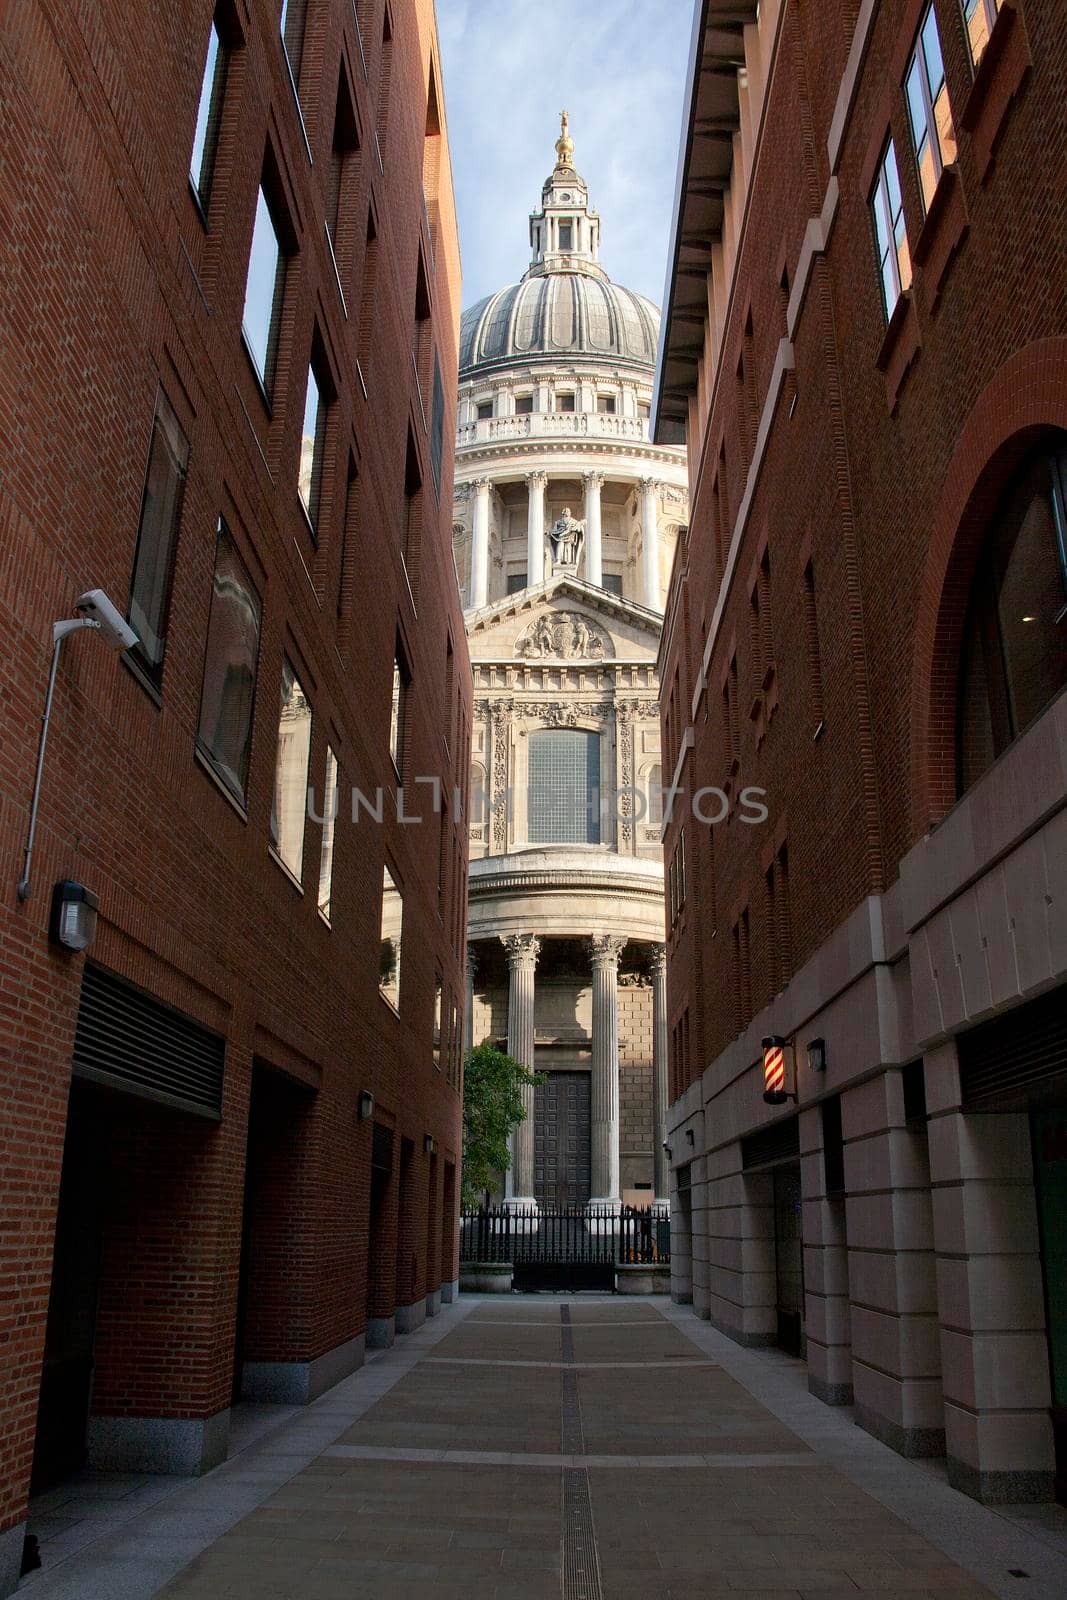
650 944 669 1201
589 934 626 1206
639 477 661 611
470 478 490 608
502 933 540 1209
583 470 604 588
525 470 547 587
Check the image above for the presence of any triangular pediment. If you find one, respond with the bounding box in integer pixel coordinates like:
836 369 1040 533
465 576 661 663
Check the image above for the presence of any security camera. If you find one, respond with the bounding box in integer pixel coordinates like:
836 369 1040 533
75 589 139 652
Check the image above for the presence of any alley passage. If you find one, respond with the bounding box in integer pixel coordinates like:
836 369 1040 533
150 1298 994 1600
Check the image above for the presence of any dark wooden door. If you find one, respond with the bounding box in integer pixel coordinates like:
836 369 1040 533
534 1072 591 1207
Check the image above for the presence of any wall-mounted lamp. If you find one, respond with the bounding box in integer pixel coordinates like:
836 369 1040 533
423 1134 436 1156
762 1035 797 1106
662 1141 672 1158
357 1090 375 1121
685 1128 695 1146
49 880 99 952
807 1037 827 1074
17 590 138 902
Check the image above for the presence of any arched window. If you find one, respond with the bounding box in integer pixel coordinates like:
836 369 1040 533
527 729 601 844
957 440 1067 794
646 763 663 827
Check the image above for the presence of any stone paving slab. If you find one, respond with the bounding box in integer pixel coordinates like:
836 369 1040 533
22 1294 1067 1600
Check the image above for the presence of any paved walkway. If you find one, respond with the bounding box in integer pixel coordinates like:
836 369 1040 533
22 1297 1067 1600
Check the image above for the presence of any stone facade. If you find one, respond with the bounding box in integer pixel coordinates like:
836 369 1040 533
458 119 686 1211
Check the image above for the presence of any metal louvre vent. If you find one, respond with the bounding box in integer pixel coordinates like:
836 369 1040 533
72 963 224 1119
958 984 1067 1111
741 1116 800 1170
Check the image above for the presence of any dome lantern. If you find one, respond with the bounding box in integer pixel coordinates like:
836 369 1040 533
527 111 604 282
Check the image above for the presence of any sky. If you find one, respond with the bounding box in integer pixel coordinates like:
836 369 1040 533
437 0 694 313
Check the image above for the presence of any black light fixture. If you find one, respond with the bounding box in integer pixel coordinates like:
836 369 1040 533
49 880 99 952
807 1037 827 1074
423 1133 436 1156
686 1128 695 1146
357 1090 375 1120
662 1140 672 1158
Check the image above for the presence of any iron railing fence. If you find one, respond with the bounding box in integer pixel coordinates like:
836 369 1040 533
459 1203 670 1266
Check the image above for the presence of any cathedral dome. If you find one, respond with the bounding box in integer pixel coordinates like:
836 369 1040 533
459 112 661 380
459 275 660 378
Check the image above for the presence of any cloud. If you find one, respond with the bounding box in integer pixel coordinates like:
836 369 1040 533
438 0 693 312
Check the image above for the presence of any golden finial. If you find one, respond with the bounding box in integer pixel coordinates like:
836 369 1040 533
555 109 574 169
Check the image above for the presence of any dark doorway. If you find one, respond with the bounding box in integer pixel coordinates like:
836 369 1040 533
534 1072 591 1207
773 1162 805 1356
31 1082 108 1492
1032 1107 1067 1506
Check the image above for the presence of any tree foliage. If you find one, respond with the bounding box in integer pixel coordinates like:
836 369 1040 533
461 1042 543 1209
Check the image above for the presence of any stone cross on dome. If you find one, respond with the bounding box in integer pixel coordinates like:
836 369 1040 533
526 111 606 281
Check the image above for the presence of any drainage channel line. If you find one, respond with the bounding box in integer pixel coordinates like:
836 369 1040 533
559 1305 603 1600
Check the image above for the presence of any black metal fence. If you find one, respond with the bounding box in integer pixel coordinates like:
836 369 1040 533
459 1203 670 1270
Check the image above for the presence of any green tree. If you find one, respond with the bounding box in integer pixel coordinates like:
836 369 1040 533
461 1042 543 1208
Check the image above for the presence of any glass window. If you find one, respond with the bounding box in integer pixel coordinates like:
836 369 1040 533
556 392 575 413
963 0 1002 69
317 746 337 920
506 571 527 594
602 571 623 597
242 184 286 390
957 442 1067 793
433 973 442 1069
279 0 306 83
270 658 312 877
514 394 533 415
379 865 403 1010
197 521 262 803
476 400 493 420
558 221 573 250
389 654 408 774
527 728 601 844
190 13 226 207
871 139 913 319
298 358 327 528
906 5 958 212
430 354 445 494
596 394 617 414
127 391 189 688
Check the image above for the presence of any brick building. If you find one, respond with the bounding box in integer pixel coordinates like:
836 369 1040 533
655 0 1067 1502
0 0 467 1588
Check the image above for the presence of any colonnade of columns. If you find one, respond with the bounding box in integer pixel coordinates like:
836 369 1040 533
465 473 663 610
492 934 669 1209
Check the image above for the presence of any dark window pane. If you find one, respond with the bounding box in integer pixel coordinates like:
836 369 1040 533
430 354 445 493
197 522 262 801
957 444 1067 792
127 393 189 685
506 572 527 594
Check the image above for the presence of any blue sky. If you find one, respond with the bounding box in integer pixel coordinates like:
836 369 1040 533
437 0 694 312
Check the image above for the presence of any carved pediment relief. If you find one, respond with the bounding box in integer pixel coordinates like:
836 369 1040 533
515 610 614 660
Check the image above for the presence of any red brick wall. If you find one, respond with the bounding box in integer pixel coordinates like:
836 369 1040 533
663 0 1067 1081
0 0 467 1537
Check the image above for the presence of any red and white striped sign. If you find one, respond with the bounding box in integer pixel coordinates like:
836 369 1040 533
763 1040 785 1095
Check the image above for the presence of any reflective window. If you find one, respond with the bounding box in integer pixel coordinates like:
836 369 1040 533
906 5 958 212
279 0 306 86
963 0 1003 68
190 12 226 207
527 729 601 844
242 184 286 390
379 865 403 1011
127 391 189 688
317 746 337 921
390 653 408 775
957 442 1067 793
270 658 312 877
298 358 327 528
871 139 912 319
197 521 262 803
